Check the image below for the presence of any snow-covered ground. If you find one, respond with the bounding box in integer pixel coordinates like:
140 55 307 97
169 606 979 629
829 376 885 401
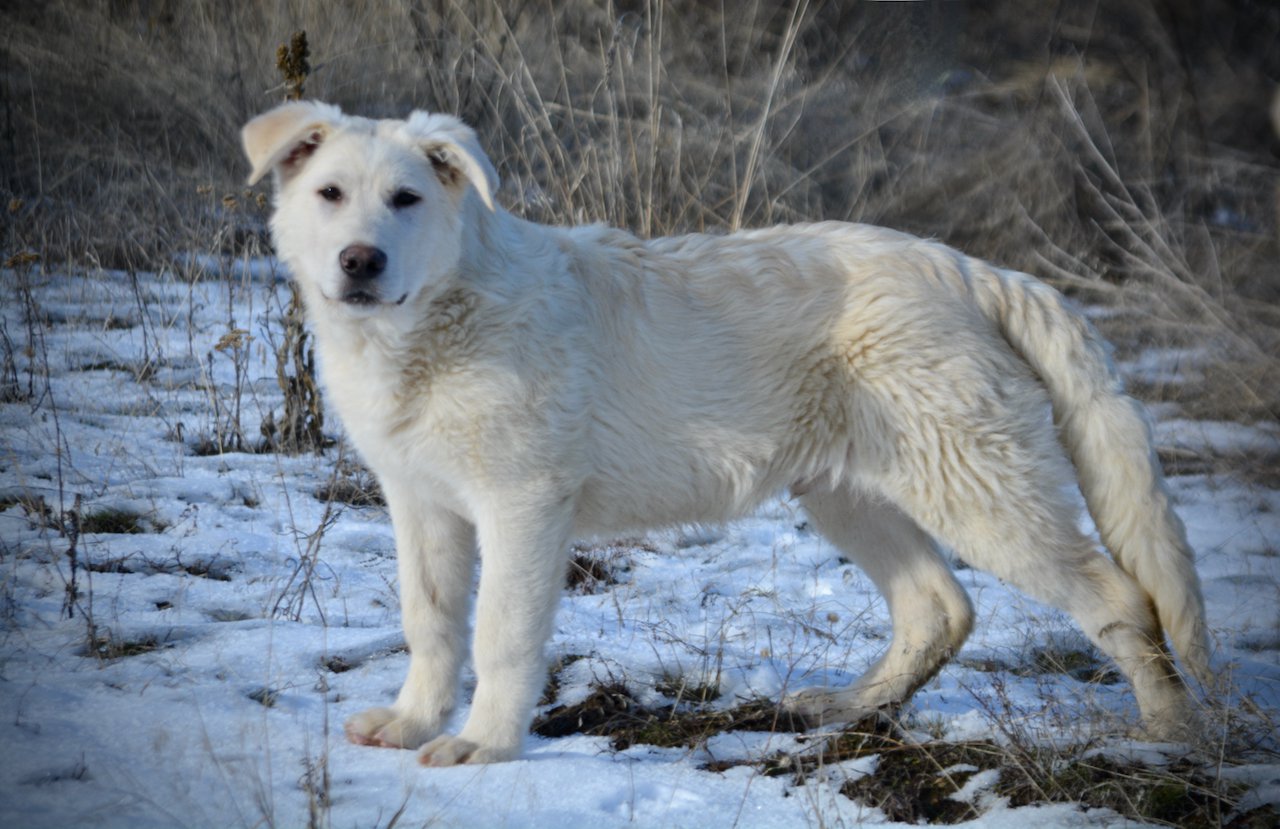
1 265 1277 827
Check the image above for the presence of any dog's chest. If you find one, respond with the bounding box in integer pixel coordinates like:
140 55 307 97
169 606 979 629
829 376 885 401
319 340 433 454
319 337 501 489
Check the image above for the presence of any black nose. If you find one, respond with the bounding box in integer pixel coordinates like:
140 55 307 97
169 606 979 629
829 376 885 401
339 245 387 280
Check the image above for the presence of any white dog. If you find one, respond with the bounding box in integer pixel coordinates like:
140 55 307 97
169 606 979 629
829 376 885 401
242 101 1209 765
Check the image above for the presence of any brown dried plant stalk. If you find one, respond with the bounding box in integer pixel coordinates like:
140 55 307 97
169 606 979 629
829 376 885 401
263 31 327 454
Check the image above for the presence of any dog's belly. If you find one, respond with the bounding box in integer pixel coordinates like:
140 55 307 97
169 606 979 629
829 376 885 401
570 433 808 535
572 479 771 536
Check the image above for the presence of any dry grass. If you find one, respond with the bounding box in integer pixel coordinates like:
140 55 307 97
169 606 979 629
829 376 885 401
2 2 1278 818
533 687 1276 827
3 0 1277 424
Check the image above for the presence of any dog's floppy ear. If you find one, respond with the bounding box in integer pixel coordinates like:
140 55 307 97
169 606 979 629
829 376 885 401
405 112 498 211
241 101 344 186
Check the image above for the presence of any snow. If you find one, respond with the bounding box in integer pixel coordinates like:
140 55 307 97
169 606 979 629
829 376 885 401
1 266 1277 827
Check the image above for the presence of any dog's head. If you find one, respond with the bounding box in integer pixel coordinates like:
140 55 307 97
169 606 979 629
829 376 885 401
242 101 497 314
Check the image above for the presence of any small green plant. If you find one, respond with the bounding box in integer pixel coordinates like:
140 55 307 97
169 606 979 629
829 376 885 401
82 632 168 660
78 507 147 535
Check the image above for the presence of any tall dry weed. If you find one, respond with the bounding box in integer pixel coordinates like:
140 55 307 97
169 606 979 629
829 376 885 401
2 0 1277 423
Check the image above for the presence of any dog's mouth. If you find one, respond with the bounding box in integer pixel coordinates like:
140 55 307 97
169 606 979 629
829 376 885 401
341 289 381 306
336 289 410 308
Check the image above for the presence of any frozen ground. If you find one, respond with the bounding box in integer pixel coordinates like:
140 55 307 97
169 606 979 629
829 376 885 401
1 265 1277 827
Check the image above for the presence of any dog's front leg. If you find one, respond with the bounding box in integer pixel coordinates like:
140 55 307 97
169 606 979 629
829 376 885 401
345 490 477 750
418 495 573 766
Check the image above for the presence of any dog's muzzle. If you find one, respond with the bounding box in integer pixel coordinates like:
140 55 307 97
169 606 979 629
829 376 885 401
338 244 388 305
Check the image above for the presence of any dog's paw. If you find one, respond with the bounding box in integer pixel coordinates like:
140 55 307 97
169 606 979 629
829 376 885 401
783 686 842 716
1139 714 1205 747
783 687 874 726
344 707 439 749
417 733 520 766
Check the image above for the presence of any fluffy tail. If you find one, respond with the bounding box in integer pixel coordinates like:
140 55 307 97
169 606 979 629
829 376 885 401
961 257 1210 684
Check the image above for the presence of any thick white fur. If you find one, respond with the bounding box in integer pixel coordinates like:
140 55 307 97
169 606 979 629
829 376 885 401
242 101 1209 765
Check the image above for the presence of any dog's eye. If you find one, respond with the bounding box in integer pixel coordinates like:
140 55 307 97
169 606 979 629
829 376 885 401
318 186 343 202
391 190 421 209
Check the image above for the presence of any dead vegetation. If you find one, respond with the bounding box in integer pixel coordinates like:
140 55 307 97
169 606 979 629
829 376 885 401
566 538 644 593
2 0 1278 821
81 631 174 661
533 682 807 750
534 683 1277 827
2 0 1277 425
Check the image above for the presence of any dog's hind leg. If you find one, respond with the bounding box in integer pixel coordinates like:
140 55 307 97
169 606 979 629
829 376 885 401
876 409 1198 741
787 488 974 724
344 492 477 750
